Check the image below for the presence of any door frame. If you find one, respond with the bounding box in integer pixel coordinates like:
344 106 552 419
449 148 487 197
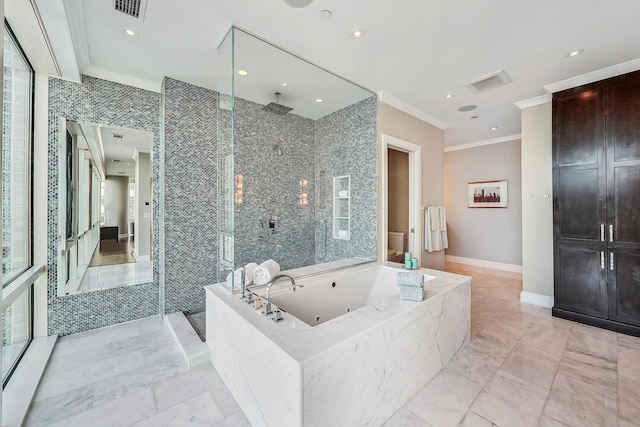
381 134 422 264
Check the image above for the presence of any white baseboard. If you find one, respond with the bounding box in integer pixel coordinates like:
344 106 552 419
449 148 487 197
520 291 554 309
445 255 523 273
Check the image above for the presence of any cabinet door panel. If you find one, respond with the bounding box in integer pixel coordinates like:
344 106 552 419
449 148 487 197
613 165 640 246
556 168 601 240
554 244 608 318
553 86 604 167
607 73 640 162
608 249 640 326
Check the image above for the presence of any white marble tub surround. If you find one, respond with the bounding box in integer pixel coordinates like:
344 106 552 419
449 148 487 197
206 262 471 426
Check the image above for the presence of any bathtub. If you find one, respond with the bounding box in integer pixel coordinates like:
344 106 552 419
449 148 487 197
266 265 436 326
205 262 470 427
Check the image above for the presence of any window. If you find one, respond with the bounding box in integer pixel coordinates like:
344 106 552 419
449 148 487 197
2 24 33 285
2 23 34 386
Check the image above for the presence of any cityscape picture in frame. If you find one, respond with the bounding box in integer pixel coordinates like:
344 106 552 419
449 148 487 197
468 180 507 208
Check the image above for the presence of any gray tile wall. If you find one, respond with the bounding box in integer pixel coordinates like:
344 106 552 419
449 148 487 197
314 96 378 263
233 98 316 270
161 78 218 315
47 76 162 336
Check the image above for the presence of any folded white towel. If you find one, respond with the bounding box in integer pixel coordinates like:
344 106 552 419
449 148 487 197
226 263 259 289
338 190 348 198
337 229 349 238
253 259 281 285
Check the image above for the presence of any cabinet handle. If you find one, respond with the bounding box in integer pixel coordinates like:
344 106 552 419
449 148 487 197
609 224 614 243
600 224 605 242
601 251 605 269
610 252 614 271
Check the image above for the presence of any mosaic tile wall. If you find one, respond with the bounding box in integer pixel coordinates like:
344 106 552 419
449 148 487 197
314 96 379 263
233 98 316 270
47 76 161 336
162 78 218 315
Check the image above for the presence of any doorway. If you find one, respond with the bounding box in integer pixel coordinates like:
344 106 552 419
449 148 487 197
381 134 422 264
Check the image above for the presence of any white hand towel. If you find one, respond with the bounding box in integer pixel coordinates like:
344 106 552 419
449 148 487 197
253 259 281 285
337 229 350 238
226 263 259 289
338 190 349 198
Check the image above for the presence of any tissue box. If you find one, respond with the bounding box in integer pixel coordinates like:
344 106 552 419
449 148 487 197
397 271 424 302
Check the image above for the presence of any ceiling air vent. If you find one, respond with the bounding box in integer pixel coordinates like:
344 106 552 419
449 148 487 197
115 0 148 20
465 70 512 94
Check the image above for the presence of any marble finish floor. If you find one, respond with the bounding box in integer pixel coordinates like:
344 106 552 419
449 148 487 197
386 263 640 427
78 261 153 293
25 263 640 426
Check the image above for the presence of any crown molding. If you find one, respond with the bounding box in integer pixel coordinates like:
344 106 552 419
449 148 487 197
544 58 640 93
514 94 552 110
444 134 521 152
377 92 448 130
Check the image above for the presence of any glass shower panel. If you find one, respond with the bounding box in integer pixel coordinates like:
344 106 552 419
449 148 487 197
216 28 235 288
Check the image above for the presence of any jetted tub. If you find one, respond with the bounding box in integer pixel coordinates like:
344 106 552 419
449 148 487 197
265 265 436 326
205 262 470 427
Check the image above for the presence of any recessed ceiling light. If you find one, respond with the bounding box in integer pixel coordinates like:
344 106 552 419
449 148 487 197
282 83 287 87
491 126 499 131
283 0 314 8
471 116 479 120
445 94 454 99
458 105 477 112
350 28 366 39
319 10 332 20
315 98 324 103
238 70 249 77
566 49 584 58
124 28 137 37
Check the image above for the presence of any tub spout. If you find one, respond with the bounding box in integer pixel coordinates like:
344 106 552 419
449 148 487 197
263 274 302 319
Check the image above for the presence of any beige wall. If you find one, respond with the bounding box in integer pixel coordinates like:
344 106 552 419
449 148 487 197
104 176 130 235
521 102 554 297
445 140 522 265
378 102 445 270
387 148 409 251
134 152 152 259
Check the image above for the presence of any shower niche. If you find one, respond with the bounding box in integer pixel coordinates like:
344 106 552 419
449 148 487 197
216 27 378 289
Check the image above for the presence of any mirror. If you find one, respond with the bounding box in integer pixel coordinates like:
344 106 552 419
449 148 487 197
57 120 153 295
217 27 378 287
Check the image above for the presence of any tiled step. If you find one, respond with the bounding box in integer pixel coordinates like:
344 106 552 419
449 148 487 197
164 312 209 368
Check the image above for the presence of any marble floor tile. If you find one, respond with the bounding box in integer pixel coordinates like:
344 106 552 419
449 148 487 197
566 327 618 361
35 349 147 401
537 415 572 426
152 363 221 412
618 376 640 426
618 343 640 381
542 371 617 427
558 348 617 392
498 344 560 389
446 342 505 386
49 388 156 427
382 408 431 427
211 409 253 427
483 369 549 417
618 332 640 349
518 323 570 358
24 384 95 426
79 261 153 292
403 369 483 427
133 391 224 426
457 411 495 427
53 321 141 355
470 322 520 357
469 391 538 427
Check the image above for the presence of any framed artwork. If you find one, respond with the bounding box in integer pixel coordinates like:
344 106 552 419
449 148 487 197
468 180 507 208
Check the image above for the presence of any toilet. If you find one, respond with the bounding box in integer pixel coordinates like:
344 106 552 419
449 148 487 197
387 231 405 262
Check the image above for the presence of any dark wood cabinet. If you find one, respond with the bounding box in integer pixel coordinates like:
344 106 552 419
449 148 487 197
553 70 640 336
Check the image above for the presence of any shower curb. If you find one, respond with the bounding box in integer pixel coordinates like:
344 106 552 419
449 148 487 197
165 311 209 368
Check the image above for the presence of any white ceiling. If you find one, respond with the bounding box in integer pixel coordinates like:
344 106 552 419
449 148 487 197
41 0 640 147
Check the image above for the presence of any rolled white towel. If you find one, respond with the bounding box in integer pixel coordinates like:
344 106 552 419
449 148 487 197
253 259 281 285
337 229 349 238
338 190 348 198
226 263 259 289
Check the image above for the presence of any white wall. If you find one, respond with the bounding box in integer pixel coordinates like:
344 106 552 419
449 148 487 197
387 148 409 251
521 102 554 300
378 102 445 270
445 139 522 266
104 176 129 235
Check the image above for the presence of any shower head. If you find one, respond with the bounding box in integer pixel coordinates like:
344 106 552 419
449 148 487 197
263 92 293 115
